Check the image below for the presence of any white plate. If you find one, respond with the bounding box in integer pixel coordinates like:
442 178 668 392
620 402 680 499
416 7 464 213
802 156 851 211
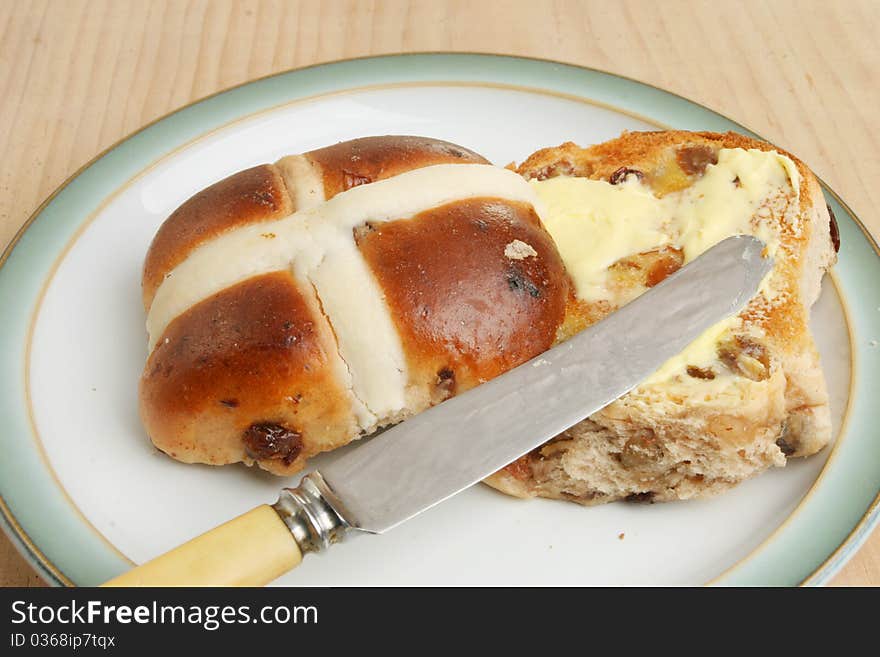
2 55 878 586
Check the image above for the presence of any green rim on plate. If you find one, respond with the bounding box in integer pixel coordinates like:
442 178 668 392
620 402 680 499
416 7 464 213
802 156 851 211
1 54 878 586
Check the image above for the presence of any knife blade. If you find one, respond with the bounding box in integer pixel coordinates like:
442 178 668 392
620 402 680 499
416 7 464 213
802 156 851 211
315 234 772 534
103 234 772 586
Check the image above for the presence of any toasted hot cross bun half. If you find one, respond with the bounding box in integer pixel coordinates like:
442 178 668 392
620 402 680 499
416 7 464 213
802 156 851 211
484 131 838 504
140 136 571 475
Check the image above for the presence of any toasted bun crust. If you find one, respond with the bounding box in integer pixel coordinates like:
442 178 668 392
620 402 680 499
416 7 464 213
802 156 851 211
304 135 488 199
357 198 568 408
484 130 837 504
142 165 292 310
140 136 570 474
141 270 358 475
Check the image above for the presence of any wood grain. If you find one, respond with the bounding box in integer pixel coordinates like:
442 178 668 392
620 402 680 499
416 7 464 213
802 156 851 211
1 0 877 587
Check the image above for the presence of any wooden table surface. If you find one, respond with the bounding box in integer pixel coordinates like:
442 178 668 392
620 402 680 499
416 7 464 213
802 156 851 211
1 0 877 587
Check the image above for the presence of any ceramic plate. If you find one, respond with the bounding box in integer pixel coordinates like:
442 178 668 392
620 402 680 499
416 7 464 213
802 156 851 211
2 54 878 586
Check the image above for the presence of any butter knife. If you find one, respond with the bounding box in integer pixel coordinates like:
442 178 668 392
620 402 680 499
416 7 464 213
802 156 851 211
104 235 772 586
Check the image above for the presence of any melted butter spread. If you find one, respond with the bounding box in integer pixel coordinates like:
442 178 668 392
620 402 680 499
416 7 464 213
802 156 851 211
532 148 799 385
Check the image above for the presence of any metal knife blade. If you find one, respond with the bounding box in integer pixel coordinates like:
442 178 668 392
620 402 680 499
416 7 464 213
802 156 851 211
315 235 772 534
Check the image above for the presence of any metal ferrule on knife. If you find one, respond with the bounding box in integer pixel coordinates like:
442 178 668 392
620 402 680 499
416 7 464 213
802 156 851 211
272 473 350 555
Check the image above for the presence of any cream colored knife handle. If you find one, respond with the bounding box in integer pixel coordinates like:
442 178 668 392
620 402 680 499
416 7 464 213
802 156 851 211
102 505 302 587
101 473 348 587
